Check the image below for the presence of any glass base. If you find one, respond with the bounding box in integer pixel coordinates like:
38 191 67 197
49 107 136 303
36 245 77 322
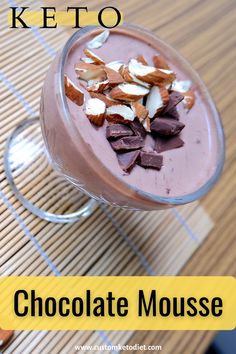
4 118 97 223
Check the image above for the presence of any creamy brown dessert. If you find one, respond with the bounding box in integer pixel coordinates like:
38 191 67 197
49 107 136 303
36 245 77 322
41 26 222 210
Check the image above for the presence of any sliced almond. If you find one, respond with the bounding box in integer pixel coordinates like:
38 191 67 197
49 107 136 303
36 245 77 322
85 98 106 126
83 49 105 65
119 65 150 88
142 116 151 132
153 54 170 69
128 59 175 86
172 80 192 93
87 79 109 93
89 92 120 107
183 90 195 110
64 75 84 106
137 55 148 65
146 86 169 118
119 65 133 82
81 57 95 64
86 30 110 49
131 101 149 122
106 105 135 123
109 83 149 102
103 66 124 86
75 62 107 82
106 61 124 72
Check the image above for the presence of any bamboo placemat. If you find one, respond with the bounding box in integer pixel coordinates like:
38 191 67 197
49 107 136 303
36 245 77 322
1 0 214 353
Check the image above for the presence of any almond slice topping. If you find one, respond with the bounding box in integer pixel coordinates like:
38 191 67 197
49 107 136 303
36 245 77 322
153 54 170 69
64 75 84 106
86 30 110 49
146 86 169 118
87 79 109 93
103 66 124 86
106 61 124 72
183 90 195 110
75 62 107 82
142 116 151 132
172 80 192 93
89 92 120 107
83 49 105 65
106 105 135 123
85 98 106 126
137 55 148 65
128 59 175 86
81 57 95 64
110 83 149 102
131 101 149 122
119 65 150 88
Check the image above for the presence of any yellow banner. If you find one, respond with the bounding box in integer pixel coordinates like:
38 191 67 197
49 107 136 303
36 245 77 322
0 276 235 330
7 10 123 27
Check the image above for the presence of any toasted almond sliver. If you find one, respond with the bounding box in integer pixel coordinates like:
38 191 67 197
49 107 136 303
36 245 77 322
103 66 124 86
183 90 195 110
64 75 84 106
142 116 151 132
87 79 109 93
128 59 175 85
172 80 192 93
153 54 170 69
146 86 170 118
89 92 120 107
81 57 95 64
109 83 149 102
75 62 107 82
83 49 105 65
106 105 135 123
86 30 110 49
119 65 150 88
131 101 149 122
137 55 148 65
106 61 124 72
85 98 106 126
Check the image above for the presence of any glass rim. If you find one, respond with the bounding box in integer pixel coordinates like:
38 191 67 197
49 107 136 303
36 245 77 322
57 23 225 206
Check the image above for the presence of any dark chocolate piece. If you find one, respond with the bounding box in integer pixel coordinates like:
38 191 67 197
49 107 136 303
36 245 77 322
162 106 179 120
106 124 133 139
130 119 147 139
163 92 184 114
151 118 185 136
139 150 163 170
155 135 184 153
117 150 140 172
110 136 144 151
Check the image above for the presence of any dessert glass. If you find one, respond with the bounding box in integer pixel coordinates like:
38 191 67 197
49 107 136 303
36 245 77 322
4 24 225 223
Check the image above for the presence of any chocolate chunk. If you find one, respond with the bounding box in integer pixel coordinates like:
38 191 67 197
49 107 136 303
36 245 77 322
110 136 144 151
117 150 140 172
151 118 185 136
106 124 133 139
130 119 147 139
163 92 184 114
155 135 184 153
162 106 179 120
139 150 163 170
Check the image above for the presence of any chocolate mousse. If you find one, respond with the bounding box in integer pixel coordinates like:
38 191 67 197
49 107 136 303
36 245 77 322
64 29 197 175
41 25 222 209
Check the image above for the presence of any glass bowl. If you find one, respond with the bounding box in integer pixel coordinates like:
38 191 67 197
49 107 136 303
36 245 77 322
40 24 225 211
